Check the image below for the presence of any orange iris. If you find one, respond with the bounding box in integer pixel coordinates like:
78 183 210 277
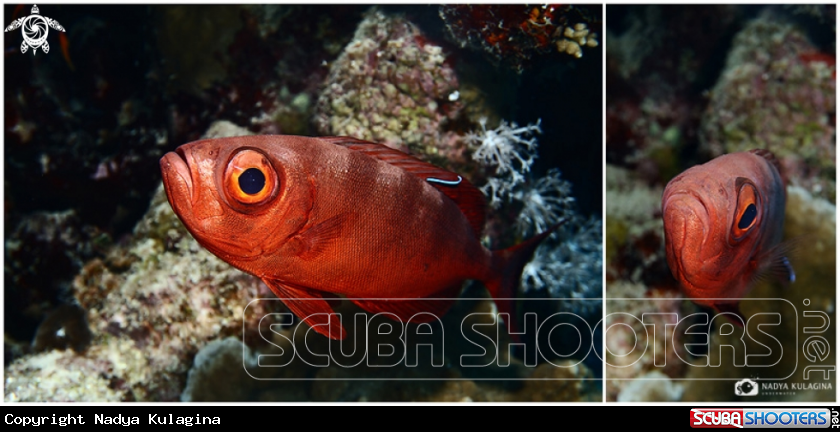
224 149 278 206
731 180 760 241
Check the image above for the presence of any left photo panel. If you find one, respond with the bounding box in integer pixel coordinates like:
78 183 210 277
4 5 604 402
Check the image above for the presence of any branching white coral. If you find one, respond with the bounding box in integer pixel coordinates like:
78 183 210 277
465 117 542 207
466 117 541 179
464 117 601 310
514 168 576 236
521 216 603 315
466 118 576 234
479 177 510 209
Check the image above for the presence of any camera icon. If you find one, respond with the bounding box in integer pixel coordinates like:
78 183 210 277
735 378 758 396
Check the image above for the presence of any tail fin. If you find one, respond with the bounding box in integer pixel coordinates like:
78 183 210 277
486 221 565 335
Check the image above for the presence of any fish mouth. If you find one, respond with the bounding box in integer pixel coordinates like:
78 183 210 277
160 149 194 207
662 191 712 286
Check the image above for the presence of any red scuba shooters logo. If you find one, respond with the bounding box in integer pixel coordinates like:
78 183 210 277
691 409 744 428
691 408 830 428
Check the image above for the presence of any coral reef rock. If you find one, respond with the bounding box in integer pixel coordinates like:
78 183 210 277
605 166 670 287
616 371 684 402
314 9 464 159
5 209 106 360
4 122 274 402
701 15 836 202
440 5 599 71
6 339 142 402
606 281 687 402
181 338 261 402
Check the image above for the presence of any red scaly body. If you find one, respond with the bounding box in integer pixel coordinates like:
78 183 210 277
160 135 554 339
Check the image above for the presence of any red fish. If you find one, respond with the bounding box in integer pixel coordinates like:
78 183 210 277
160 135 557 340
661 149 793 324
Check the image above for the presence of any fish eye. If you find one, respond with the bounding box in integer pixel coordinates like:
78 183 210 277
731 178 760 241
738 204 757 230
224 149 278 206
239 168 266 195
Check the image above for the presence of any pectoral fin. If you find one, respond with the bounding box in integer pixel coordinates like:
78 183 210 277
288 213 348 262
262 278 347 340
754 239 797 286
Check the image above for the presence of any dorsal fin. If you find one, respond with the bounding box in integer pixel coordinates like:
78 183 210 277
749 149 784 181
320 136 486 237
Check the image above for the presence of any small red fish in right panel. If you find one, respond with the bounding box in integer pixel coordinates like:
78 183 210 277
661 149 794 323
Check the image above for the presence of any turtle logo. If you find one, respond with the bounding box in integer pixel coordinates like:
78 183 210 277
4 5 65 55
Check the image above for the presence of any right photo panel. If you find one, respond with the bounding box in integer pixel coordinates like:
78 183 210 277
605 5 836 402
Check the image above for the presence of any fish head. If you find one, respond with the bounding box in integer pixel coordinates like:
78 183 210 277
160 136 314 273
661 152 783 302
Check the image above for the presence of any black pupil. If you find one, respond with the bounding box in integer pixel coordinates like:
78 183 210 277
738 203 757 229
239 168 266 195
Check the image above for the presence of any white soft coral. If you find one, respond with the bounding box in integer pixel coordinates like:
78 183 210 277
464 117 602 308
465 117 541 179
520 216 602 316
465 117 542 207
514 168 576 236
